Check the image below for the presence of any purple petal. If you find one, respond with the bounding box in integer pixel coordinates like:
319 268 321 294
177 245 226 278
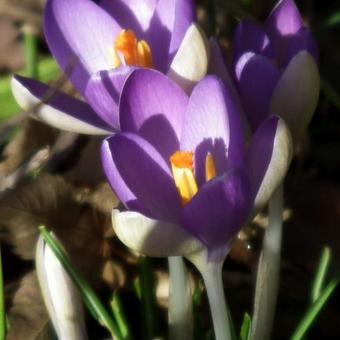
85 67 133 130
265 0 318 65
102 137 149 215
100 0 157 36
102 132 181 223
265 0 304 36
246 116 292 213
149 0 196 72
120 69 188 161
180 169 251 247
234 52 280 131
44 0 120 95
208 38 235 91
232 20 274 63
168 0 196 60
12 75 113 134
274 27 319 66
209 38 252 140
180 76 246 186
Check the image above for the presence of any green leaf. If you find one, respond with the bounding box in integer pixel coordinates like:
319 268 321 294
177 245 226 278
311 247 331 303
239 313 251 340
0 245 6 340
324 12 340 28
24 30 38 79
39 226 123 340
291 279 339 340
110 293 132 340
138 257 159 340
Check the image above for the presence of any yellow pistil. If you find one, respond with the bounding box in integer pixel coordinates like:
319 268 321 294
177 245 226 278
205 153 217 182
170 151 198 206
112 29 153 68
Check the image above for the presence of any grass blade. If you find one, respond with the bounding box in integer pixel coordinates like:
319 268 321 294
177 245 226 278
110 293 132 340
291 279 338 340
311 247 331 303
239 313 251 340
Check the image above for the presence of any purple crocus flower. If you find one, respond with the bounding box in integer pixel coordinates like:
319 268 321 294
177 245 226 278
101 69 292 257
232 0 320 142
11 0 209 135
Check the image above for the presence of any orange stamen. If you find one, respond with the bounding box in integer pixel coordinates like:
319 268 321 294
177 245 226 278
114 30 138 66
113 30 153 68
170 151 194 170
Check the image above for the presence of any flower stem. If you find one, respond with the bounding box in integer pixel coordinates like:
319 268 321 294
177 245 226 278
201 262 232 340
138 257 159 340
251 183 284 340
168 256 193 340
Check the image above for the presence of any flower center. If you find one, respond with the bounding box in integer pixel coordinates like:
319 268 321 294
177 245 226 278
112 30 153 68
170 151 217 206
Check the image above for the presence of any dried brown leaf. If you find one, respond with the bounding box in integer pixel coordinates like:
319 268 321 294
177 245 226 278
64 137 109 186
0 17 24 71
0 174 112 287
0 119 57 177
6 271 53 340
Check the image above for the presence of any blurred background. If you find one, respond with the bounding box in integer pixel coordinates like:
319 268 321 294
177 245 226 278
0 0 339 339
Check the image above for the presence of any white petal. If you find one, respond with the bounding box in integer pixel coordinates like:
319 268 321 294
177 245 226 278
36 236 88 340
112 210 205 257
11 76 112 135
270 51 320 142
167 24 209 94
253 118 293 213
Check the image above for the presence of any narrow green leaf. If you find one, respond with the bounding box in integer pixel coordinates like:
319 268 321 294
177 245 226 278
110 293 132 340
133 277 141 300
39 226 123 340
239 313 251 340
0 246 6 340
23 29 38 79
291 279 339 340
192 280 204 307
324 12 340 28
311 247 331 303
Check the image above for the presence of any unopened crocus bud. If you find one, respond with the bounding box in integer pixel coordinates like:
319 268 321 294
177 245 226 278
36 235 88 340
230 0 320 144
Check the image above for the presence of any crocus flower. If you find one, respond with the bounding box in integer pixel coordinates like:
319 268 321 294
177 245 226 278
232 0 320 142
11 0 209 135
101 68 292 260
36 235 88 340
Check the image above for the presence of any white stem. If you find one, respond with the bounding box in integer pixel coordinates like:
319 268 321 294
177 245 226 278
168 256 193 340
252 183 284 340
201 262 232 340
